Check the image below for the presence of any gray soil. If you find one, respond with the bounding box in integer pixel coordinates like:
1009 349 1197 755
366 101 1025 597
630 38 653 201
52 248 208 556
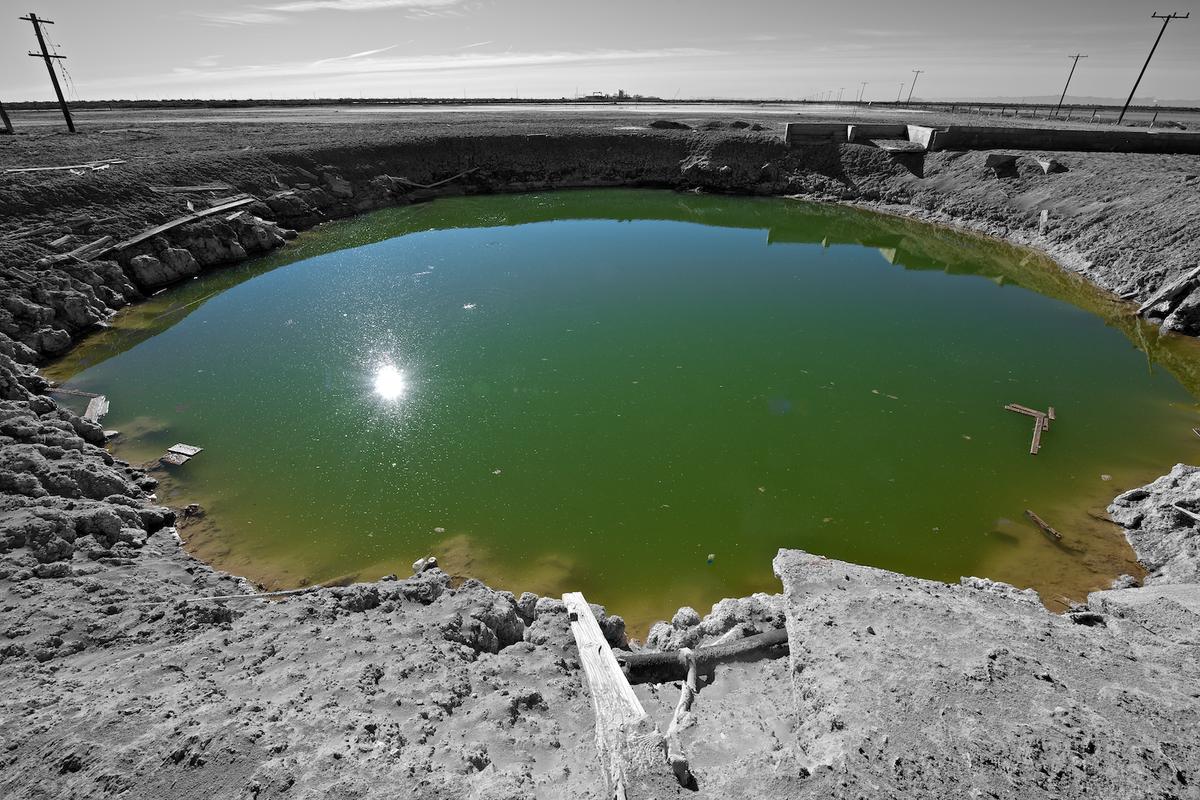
2 107 1199 798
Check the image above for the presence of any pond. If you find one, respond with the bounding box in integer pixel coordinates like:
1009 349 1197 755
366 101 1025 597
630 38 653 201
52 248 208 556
47 189 1200 632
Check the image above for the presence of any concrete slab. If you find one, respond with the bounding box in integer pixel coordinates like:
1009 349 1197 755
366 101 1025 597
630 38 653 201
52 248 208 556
847 123 907 142
771 549 1200 798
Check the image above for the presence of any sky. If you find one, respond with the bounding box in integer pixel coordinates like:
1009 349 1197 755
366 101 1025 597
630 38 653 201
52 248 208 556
3 0 1197 103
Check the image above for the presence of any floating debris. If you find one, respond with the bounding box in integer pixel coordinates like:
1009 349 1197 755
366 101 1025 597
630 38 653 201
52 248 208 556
1025 509 1063 542
160 443 203 467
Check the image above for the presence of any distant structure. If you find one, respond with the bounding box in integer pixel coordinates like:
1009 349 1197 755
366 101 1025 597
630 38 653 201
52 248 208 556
584 89 655 102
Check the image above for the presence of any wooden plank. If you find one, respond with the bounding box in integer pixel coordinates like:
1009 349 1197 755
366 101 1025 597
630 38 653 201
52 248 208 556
105 196 255 255
65 235 113 260
1029 418 1043 455
159 452 190 466
149 184 232 193
563 591 648 798
1171 503 1200 523
3 159 125 174
83 395 109 422
168 443 203 457
1004 403 1045 419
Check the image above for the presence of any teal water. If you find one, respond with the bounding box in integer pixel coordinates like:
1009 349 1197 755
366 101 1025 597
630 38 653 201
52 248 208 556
50 190 1200 629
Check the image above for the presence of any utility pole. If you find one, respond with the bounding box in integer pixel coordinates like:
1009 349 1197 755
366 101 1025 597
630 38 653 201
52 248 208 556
896 82 905 102
1054 54 1087 118
905 70 924 105
1118 12 1189 125
857 81 868 103
837 87 844 102
0 100 13 134
21 12 74 133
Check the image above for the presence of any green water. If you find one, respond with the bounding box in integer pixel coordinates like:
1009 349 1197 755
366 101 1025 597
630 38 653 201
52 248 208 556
49 190 1200 630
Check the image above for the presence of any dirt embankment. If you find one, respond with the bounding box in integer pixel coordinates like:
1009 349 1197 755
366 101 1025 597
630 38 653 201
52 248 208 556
1 120 1199 798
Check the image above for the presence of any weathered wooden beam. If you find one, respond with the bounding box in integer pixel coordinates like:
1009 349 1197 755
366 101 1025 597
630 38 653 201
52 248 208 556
106 195 256 255
1030 417 1043 454
1137 265 1200 315
563 592 677 798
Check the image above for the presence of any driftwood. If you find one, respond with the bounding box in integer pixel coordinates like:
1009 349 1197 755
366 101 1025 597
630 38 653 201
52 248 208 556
563 592 680 798
1025 509 1063 541
1137 265 1200 315
664 648 698 788
149 184 232 193
392 167 479 190
617 627 789 684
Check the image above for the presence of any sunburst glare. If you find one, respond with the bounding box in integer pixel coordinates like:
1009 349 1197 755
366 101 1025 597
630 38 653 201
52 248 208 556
373 363 408 401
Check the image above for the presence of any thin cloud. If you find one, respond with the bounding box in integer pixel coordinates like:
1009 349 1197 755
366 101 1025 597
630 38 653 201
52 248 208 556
165 47 725 84
196 10 288 25
313 44 400 65
268 0 465 12
198 0 466 25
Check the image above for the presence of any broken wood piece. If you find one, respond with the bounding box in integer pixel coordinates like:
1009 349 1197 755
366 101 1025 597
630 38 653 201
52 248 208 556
168 443 203 457
1025 509 1063 541
1137 265 1200 315
149 184 232 193
664 648 698 789
563 591 676 799
1030 418 1043 454
1171 503 1200 524
618 627 789 684
71 235 113 257
159 452 190 466
83 395 109 423
1191 427 1200 440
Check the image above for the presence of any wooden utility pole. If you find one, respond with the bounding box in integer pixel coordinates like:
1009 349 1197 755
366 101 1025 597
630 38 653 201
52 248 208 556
21 11 74 133
0 101 13 134
1118 12 1189 125
906 69 924 105
1054 54 1087 118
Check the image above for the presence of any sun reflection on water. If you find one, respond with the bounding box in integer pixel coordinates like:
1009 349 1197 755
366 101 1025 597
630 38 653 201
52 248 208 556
373 363 408 401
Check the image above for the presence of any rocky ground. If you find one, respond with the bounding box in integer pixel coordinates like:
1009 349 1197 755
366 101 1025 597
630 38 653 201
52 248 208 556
2 108 1200 798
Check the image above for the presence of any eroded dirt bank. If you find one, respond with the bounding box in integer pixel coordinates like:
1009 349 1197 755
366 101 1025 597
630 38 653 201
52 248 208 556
2 118 1200 798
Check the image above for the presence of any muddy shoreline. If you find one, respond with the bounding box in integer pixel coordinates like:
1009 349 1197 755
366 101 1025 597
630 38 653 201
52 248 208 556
3 115 1200 797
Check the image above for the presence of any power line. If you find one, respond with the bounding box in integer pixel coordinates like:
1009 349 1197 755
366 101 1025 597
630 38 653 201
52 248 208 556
1054 54 1087 118
1118 12 1189 125
20 12 74 132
